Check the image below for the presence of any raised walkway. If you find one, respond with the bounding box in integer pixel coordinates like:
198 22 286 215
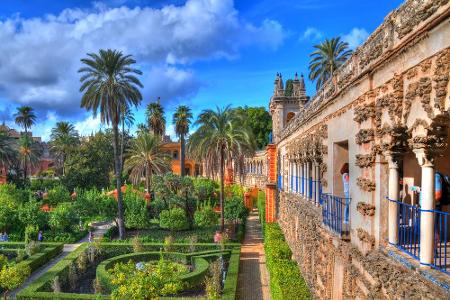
9 221 112 299
237 209 270 300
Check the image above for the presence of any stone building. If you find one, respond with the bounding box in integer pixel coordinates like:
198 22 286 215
242 0 450 298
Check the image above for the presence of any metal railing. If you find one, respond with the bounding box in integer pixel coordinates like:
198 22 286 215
321 193 351 236
295 176 299 194
433 210 450 275
396 200 421 260
277 174 283 191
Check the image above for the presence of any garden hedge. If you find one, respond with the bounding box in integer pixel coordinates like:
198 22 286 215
264 223 311 300
17 242 241 300
0 242 63 273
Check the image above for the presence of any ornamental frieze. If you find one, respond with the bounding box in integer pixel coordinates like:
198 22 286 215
355 129 375 145
353 103 375 123
357 177 376 192
357 202 376 217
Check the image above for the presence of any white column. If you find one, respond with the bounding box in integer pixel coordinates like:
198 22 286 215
305 162 310 199
387 155 400 245
314 163 321 205
415 150 435 267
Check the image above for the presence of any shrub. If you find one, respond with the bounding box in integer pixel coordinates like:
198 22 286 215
48 202 77 232
0 263 30 293
132 235 144 253
46 185 71 206
124 191 149 229
24 225 39 244
224 196 248 224
204 260 222 299
194 206 218 228
159 208 189 231
264 223 311 300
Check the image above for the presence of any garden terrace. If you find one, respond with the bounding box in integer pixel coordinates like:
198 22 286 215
17 242 241 300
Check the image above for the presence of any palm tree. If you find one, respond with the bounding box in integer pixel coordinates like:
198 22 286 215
120 105 134 172
18 135 42 180
146 98 166 138
309 37 352 90
50 122 79 176
14 106 36 134
173 105 193 177
78 49 143 240
125 132 170 192
188 106 256 231
0 132 17 167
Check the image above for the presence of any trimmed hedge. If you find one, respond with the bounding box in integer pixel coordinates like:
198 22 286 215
257 191 265 231
17 242 241 300
0 242 63 273
264 223 311 300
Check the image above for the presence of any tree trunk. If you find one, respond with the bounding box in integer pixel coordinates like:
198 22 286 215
219 147 225 232
112 122 125 240
180 134 185 177
120 117 125 173
145 162 150 193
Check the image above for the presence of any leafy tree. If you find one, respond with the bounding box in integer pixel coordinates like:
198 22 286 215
18 200 47 230
188 106 256 231
194 206 218 228
18 134 42 181
309 37 352 90
284 79 294 96
125 132 170 192
79 49 143 239
48 202 77 232
62 131 114 191
159 207 189 231
124 191 149 229
146 98 166 138
50 122 79 176
0 263 30 297
46 185 71 206
173 105 193 176
234 106 272 149
0 131 17 167
224 196 248 225
14 106 36 134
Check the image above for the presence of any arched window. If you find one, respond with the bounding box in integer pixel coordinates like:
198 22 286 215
286 111 295 124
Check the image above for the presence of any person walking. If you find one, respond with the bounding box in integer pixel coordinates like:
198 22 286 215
340 163 350 225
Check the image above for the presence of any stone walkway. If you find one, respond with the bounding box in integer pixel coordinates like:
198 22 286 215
9 221 113 299
237 209 270 300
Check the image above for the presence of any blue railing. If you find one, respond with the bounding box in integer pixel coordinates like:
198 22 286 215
321 193 351 236
433 210 450 275
295 176 299 193
300 176 305 194
277 174 283 191
308 177 313 199
395 200 421 260
290 175 294 191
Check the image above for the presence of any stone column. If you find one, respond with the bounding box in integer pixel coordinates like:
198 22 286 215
314 162 321 205
305 161 310 199
415 150 435 267
386 155 400 245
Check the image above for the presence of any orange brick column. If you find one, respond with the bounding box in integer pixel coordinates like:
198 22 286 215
266 144 277 223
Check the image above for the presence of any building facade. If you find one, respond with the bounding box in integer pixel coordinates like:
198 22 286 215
241 0 450 298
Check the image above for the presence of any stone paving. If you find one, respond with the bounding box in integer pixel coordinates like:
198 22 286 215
237 209 270 300
9 221 113 299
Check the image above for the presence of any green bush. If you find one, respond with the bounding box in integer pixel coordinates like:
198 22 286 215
46 185 71 206
194 206 218 228
224 196 248 223
257 191 265 228
48 202 78 232
124 190 149 229
264 223 311 300
159 208 189 231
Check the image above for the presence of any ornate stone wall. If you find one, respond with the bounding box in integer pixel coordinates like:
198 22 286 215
278 192 449 299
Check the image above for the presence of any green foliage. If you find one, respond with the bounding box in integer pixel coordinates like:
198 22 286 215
194 206 218 228
257 191 266 230
18 200 47 230
73 188 116 223
124 191 149 229
46 185 71 206
192 177 218 203
225 184 245 199
204 260 222 299
0 254 7 268
24 225 39 244
264 223 311 300
0 263 30 292
233 106 272 149
224 197 248 223
48 203 77 232
159 208 189 231
110 258 185 299
30 179 60 191
62 131 114 191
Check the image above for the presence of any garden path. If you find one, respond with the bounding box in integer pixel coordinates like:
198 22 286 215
236 209 270 300
8 221 113 299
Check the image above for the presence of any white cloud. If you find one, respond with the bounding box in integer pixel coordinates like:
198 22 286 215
342 27 369 49
74 115 102 136
299 27 323 41
0 0 286 122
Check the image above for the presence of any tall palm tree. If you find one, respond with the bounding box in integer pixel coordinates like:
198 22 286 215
78 49 143 240
146 98 166 138
0 131 17 167
120 105 134 172
125 132 170 192
309 37 352 90
14 106 36 134
173 105 193 177
188 106 256 231
18 135 42 180
50 122 79 176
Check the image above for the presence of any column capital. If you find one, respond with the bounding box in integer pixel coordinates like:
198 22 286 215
384 151 401 169
413 148 435 167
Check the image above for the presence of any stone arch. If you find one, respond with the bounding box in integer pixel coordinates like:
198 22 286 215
286 111 296 124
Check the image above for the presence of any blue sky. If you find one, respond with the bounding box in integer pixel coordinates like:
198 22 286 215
0 0 403 140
